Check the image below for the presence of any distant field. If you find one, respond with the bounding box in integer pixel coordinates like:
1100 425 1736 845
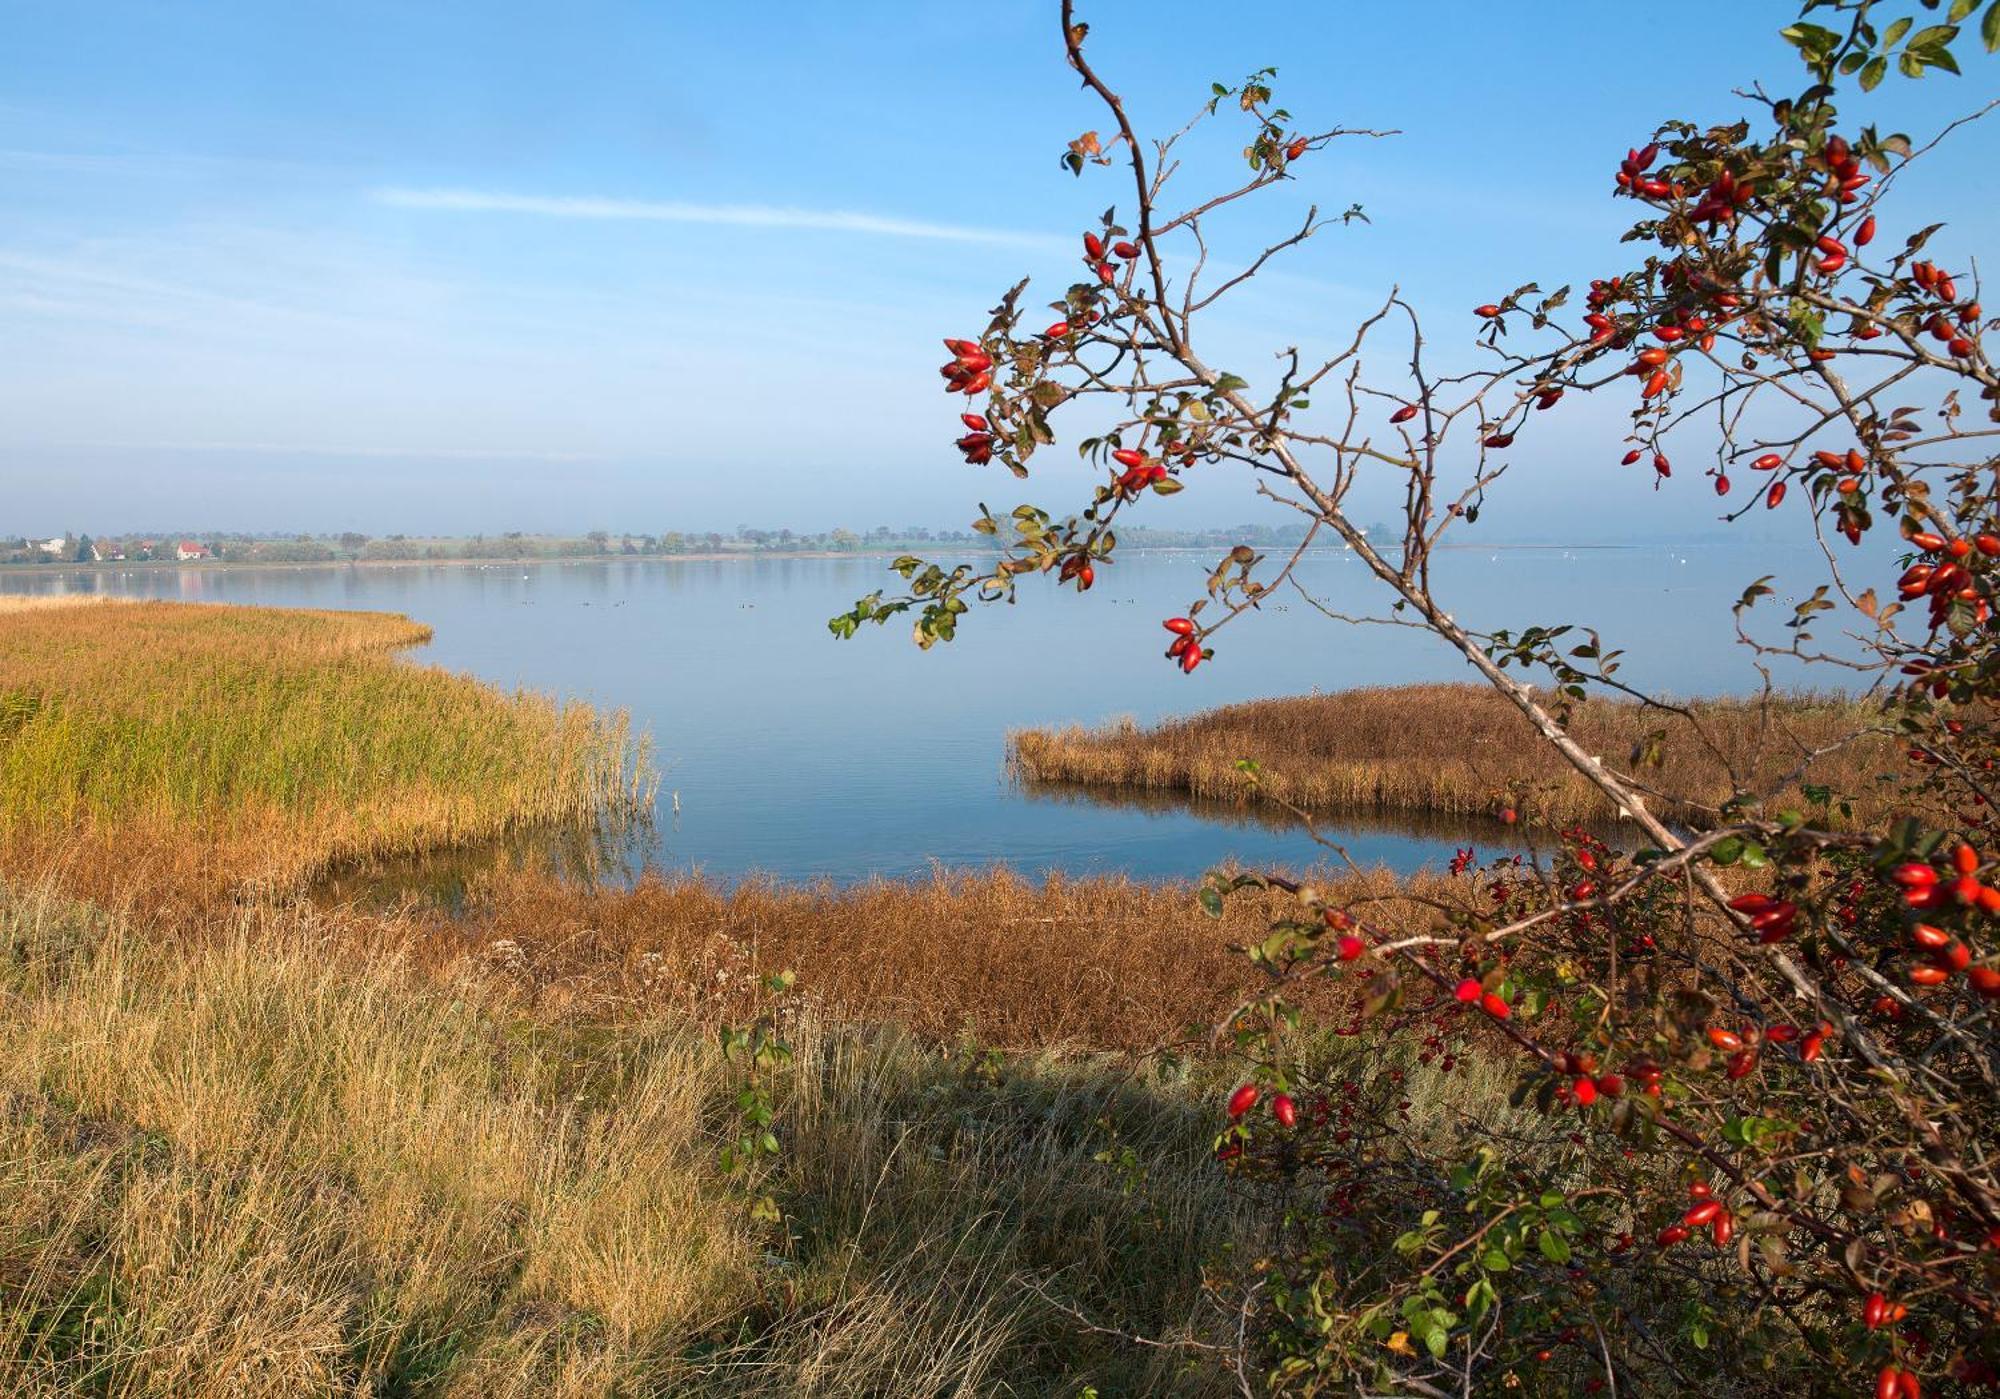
1011 683 1899 829
0 599 647 906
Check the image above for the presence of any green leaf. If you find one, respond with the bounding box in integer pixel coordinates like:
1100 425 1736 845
1885 15 1915 44
1480 1248 1510 1273
1861 54 1890 88
1985 0 2000 51
1197 887 1224 919
1949 0 1979 22
1538 1229 1573 1264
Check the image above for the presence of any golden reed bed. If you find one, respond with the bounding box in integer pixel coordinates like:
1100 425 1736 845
0 599 646 909
1010 683 1896 829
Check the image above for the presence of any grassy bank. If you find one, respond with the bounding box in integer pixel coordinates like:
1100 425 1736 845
0 600 647 907
2 878 1511 1396
1011 684 1893 829
0 883 1195 1394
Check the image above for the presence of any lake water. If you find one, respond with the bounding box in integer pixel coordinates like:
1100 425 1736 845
0 542 1861 884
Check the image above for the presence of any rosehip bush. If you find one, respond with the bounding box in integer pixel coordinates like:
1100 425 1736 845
837 1 2000 1391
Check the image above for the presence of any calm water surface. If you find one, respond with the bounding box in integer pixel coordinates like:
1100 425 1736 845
1 544 1854 884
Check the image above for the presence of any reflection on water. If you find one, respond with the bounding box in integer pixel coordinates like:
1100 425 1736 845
1013 777 1626 855
313 817 651 913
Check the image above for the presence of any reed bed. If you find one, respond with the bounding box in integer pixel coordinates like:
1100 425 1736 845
1011 683 1897 829
0 595 134 616
0 601 648 904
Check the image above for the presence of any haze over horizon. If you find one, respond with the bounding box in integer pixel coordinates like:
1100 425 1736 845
4 1 1996 542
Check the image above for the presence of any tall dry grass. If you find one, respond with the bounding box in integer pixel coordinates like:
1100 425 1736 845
1012 683 1896 829
1 879 1356 1395
0 601 648 906
372 864 1453 1053
0 596 134 616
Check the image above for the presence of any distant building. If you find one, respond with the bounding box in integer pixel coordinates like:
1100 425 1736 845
36 537 66 557
176 541 211 562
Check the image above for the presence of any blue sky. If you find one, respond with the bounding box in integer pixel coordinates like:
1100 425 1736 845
1 1 1994 539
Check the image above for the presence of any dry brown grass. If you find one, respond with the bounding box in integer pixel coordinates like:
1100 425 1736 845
363 864 1456 1054
0 879 1331 1395
1011 683 1897 829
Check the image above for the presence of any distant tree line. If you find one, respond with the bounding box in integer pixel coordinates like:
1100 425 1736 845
0 520 1336 566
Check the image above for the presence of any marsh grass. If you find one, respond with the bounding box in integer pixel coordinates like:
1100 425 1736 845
0 601 648 906
1011 683 1897 830
377 864 1455 1053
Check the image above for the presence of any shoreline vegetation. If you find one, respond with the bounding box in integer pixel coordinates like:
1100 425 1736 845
1010 684 1895 830
0 598 650 910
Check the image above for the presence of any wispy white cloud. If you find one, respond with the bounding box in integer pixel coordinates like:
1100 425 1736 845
370 187 1052 249
42 440 611 463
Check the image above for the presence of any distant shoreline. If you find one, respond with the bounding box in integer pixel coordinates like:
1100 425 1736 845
1 540 1649 577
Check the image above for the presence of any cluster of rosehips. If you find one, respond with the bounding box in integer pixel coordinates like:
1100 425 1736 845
1550 1048 1621 1110
1898 528 1998 631
1886 844 2000 995
1727 891 1799 943
1161 615 1207 673
1112 446 1168 496
1687 166 1758 228
1817 135 1874 206
1864 1290 1910 1331
1080 230 1140 288
1701 1021 1830 1078
939 337 992 397
1656 1179 1736 1250
1617 140 1770 234
1876 1364 1923 1399
1224 1081 1297 1129
1906 259 1982 360
1581 274 1635 348
955 411 995 466
1612 141 1668 198
1773 439 1876 545
1452 976 1511 1019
